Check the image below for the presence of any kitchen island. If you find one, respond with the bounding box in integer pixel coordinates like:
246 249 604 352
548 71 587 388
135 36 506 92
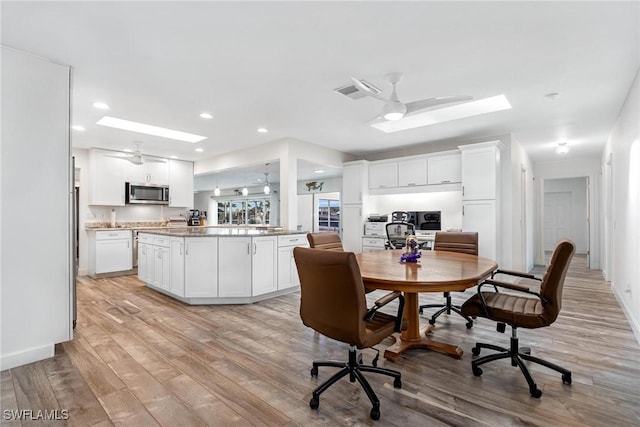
136 228 309 305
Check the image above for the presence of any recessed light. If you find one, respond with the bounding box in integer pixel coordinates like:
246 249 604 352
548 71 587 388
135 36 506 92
257 127 269 133
123 148 133 153
195 148 204 152
96 116 207 143
371 94 512 133
171 155 178 159
93 102 110 110
71 125 85 131
313 169 325 174
200 113 213 119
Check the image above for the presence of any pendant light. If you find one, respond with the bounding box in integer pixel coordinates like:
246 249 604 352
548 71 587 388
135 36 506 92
241 168 248 196
263 163 271 195
213 173 221 196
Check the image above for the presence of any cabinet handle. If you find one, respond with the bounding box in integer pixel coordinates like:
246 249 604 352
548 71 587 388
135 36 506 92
462 205 465 215
289 238 297 242
407 183 416 186
186 243 189 255
441 180 451 184
253 243 257 254
247 243 250 254
359 192 362 202
462 186 465 196
180 243 183 255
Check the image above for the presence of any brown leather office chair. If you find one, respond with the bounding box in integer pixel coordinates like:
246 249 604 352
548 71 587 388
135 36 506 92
460 239 576 398
306 232 344 251
293 247 405 420
419 231 478 329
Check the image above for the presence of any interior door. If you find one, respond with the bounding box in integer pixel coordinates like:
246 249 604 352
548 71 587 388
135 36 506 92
544 192 572 251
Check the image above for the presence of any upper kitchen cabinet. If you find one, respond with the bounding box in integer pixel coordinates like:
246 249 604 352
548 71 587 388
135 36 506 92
368 161 398 189
427 153 461 185
126 159 169 185
398 157 427 187
169 159 194 208
460 142 500 200
342 161 369 204
89 149 126 206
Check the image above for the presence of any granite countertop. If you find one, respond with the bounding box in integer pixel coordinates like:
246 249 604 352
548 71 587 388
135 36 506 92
137 227 307 237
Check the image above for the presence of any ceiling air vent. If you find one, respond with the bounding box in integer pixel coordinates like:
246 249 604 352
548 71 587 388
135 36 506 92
334 80 381 100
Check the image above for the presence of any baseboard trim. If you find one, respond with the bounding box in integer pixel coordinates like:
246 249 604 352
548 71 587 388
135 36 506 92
0 344 54 371
612 285 640 346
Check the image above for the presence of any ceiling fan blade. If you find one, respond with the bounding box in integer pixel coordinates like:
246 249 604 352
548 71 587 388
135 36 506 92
404 95 473 115
144 156 167 163
104 153 143 165
350 77 387 102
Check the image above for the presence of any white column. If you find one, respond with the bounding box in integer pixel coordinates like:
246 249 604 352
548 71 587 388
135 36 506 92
279 150 298 230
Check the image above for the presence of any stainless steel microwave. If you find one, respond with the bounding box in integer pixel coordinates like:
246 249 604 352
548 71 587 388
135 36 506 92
125 182 170 205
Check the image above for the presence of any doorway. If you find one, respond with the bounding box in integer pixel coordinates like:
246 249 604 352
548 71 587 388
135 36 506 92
543 177 590 259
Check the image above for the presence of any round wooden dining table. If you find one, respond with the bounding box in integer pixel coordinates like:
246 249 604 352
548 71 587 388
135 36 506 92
355 249 498 361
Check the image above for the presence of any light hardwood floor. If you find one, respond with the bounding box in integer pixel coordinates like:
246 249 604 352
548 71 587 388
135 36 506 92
2 255 639 426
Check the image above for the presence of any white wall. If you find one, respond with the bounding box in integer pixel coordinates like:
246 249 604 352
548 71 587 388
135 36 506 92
602 68 640 344
534 156 601 268
1 47 72 369
367 191 463 232
544 178 589 253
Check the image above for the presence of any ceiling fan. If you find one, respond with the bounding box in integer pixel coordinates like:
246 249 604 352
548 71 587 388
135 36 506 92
350 73 473 121
105 142 165 165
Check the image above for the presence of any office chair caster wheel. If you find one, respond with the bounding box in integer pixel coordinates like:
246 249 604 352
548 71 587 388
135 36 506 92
309 397 319 410
465 321 473 329
472 366 483 377
418 307 424 314
310 367 318 377
562 373 572 385
428 318 436 326
529 387 542 398
471 346 481 356
370 407 380 420
393 378 402 389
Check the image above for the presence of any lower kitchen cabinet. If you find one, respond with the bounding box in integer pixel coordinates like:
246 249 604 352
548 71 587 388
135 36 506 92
184 237 218 297
169 237 185 297
252 236 277 296
218 237 252 298
138 242 151 283
152 245 170 290
93 230 132 275
277 235 308 290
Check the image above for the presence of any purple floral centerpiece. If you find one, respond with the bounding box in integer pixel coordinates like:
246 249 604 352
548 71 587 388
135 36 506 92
400 235 421 263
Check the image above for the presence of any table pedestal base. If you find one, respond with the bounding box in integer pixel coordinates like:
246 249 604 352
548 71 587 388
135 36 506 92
383 328 463 361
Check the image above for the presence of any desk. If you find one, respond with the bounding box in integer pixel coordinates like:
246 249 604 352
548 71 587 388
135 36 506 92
355 250 497 361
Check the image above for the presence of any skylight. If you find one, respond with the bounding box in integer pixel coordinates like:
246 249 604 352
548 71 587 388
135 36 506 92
370 95 512 133
96 116 207 143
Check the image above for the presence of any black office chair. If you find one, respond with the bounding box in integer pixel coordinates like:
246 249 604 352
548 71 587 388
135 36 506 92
391 211 410 222
385 222 416 249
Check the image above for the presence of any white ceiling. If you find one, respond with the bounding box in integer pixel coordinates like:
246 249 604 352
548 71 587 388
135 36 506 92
2 2 638 169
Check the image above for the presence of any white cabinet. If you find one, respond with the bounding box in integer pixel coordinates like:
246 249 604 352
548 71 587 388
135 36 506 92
138 242 152 283
151 236 170 290
277 235 309 290
461 148 498 200
169 159 194 208
218 237 252 298
89 149 126 206
362 236 386 252
94 230 132 274
184 237 218 297
462 200 497 260
127 161 169 185
342 205 363 252
342 161 368 204
369 161 398 189
251 236 277 296
427 154 461 185
170 237 185 297
398 158 427 187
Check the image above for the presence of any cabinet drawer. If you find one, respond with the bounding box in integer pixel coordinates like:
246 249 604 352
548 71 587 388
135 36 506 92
138 233 153 244
362 237 385 248
364 223 386 236
153 236 171 247
278 235 309 247
96 230 131 240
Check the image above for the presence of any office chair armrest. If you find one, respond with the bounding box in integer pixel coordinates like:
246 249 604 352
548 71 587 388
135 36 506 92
491 269 541 281
364 291 405 332
478 279 551 306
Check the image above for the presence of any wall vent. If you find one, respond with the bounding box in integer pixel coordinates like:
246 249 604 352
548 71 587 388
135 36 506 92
333 80 381 100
